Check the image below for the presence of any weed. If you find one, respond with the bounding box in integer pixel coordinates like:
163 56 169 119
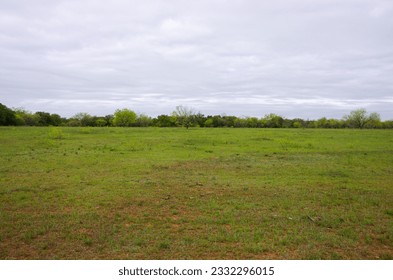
134 238 144 247
48 128 65 140
83 237 93 246
159 241 170 250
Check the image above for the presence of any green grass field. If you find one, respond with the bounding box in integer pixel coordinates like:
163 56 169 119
0 127 392 259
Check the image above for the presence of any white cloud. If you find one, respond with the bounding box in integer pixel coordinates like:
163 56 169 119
370 0 393 17
1 0 393 119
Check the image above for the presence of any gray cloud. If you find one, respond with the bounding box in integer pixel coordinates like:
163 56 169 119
1 0 392 119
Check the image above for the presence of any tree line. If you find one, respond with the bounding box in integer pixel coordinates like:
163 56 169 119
1 103 392 129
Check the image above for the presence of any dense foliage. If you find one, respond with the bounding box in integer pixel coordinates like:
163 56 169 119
0 102 392 128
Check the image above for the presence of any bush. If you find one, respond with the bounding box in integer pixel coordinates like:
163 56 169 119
48 128 65 140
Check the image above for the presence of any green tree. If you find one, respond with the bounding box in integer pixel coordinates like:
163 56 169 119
71 112 92 126
343 108 380 128
292 121 301 128
50 114 63 126
261 113 284 128
204 118 214 127
246 117 259 128
234 117 247 128
382 120 393 129
365 112 382 128
113 108 137 127
13 108 33 126
316 117 328 128
171 105 196 129
211 115 228 127
35 111 52 126
104 115 114 126
0 103 16 125
193 113 207 127
95 118 107 127
135 114 152 127
292 118 306 128
153 115 176 127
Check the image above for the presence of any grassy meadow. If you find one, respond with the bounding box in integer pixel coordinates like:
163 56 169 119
0 127 392 259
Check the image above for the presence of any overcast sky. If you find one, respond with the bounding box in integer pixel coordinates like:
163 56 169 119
1 0 392 119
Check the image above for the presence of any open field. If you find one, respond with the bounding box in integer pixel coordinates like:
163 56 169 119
0 127 392 259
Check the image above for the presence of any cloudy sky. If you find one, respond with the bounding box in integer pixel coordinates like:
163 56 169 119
1 0 392 119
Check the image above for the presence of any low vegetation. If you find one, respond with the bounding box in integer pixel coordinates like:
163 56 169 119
0 127 392 259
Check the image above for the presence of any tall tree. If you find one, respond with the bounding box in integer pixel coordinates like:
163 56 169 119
35 112 52 126
344 108 381 128
0 103 16 126
135 114 152 127
13 108 37 126
153 115 176 127
171 105 196 129
365 112 382 128
261 113 284 128
113 109 137 127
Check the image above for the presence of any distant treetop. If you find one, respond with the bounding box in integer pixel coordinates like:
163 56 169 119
0 102 391 129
